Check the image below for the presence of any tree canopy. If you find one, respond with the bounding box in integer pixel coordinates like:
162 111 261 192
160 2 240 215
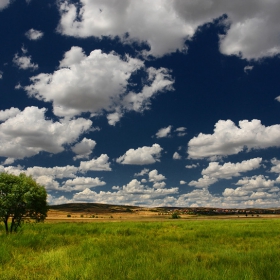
0 173 48 233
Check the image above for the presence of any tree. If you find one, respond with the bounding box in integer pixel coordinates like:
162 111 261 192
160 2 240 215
0 173 48 234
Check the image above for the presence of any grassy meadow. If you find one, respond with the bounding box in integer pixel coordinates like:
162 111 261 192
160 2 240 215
1 219 280 280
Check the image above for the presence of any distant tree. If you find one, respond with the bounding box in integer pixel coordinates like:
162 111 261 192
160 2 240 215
0 173 48 234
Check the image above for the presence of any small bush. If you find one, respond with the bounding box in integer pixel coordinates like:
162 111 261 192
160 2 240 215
67 214 71 218
171 212 180 219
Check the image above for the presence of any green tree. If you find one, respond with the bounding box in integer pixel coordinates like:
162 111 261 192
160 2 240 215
0 173 48 234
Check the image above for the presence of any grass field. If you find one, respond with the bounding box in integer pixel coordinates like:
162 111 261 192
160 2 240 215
1 219 280 280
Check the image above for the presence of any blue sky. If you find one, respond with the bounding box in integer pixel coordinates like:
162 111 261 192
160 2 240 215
1 0 280 208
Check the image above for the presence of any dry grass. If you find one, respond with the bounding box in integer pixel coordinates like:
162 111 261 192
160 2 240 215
47 203 280 222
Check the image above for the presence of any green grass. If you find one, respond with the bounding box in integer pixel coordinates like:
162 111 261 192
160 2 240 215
1 219 280 279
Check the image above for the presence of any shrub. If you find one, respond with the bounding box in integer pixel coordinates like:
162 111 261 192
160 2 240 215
171 212 180 219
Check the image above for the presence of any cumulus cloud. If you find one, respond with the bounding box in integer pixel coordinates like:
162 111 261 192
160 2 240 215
0 0 10 10
189 175 218 188
71 178 178 205
173 152 181 160
201 158 262 179
26 165 78 179
116 144 162 165
25 47 173 121
221 174 280 207
61 176 106 191
148 169 166 182
134 168 149 177
25 28 44 40
57 0 191 57
79 154 111 171
188 119 280 159
57 0 280 60
0 106 92 159
0 71 3 79
153 182 166 189
180 180 187 185
270 158 280 173
71 137 96 160
0 107 20 121
235 175 277 191
107 112 123 126
155 125 172 138
36 175 60 191
189 158 262 188
13 54 38 70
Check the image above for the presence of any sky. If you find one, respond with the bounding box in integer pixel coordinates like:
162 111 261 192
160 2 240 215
1 0 280 208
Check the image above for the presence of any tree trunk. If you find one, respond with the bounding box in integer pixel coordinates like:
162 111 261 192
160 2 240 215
10 217 15 233
4 218 8 234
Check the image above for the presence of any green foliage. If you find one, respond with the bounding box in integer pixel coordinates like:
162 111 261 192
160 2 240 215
171 212 180 219
0 172 48 234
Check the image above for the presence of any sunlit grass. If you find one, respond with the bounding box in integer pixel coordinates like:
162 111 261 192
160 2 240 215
1 219 280 279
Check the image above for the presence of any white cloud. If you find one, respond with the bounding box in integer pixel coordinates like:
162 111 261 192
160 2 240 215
180 180 187 185
153 182 166 189
134 168 149 177
0 0 10 10
45 177 280 208
122 67 174 113
0 71 3 79
189 158 262 188
173 152 181 160
26 165 78 179
189 175 218 188
235 175 277 191
117 144 163 165
61 176 106 191
244 65 254 73
221 175 280 207
201 158 262 179
270 158 280 173
57 0 280 60
188 119 280 159
148 169 166 182
72 137 96 160
25 47 173 121
107 112 122 126
0 107 20 121
155 125 172 138
2 158 15 165
57 0 191 57
13 54 38 70
79 154 111 172
185 163 199 169
47 194 70 205
0 164 23 175
175 127 187 137
36 175 60 191
0 106 92 159
71 178 178 205
25 28 44 40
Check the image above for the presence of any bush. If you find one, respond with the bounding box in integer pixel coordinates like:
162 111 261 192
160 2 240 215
171 212 180 219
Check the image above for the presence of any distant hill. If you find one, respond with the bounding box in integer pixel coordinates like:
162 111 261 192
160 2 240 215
49 203 280 214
